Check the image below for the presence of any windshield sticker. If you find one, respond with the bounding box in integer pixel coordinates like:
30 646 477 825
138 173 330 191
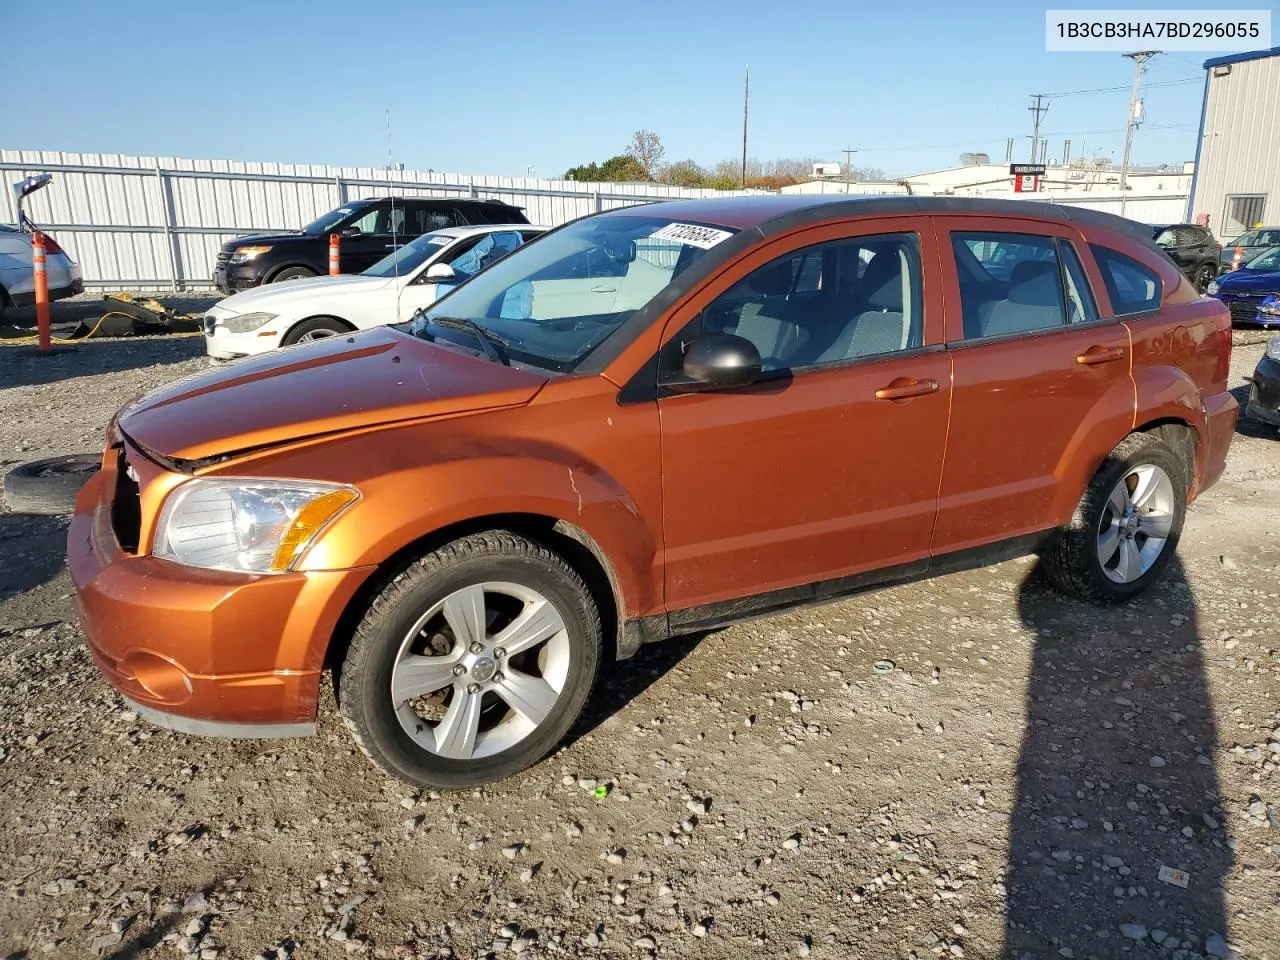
649 222 734 249
426 235 452 245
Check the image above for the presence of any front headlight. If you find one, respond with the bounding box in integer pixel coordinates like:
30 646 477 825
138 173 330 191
1206 280 1220 296
1267 336 1280 362
229 245 272 264
1258 296 1280 317
218 311 277 333
154 479 358 573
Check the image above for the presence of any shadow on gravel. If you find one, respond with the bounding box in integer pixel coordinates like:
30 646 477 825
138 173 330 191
104 908 183 960
563 632 705 748
0 512 68 597
0 336 205 389
1004 555 1232 958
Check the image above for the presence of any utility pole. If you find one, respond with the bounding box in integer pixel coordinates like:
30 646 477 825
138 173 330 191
741 65 749 188
843 145 857 194
1118 51 1159 217
1028 94 1048 163
1005 138 1014 164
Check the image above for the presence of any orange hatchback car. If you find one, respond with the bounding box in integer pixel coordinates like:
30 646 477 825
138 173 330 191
69 196 1237 787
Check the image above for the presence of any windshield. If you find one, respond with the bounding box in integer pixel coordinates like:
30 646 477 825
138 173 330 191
403 214 737 370
364 231 456 278
1245 247 1280 271
1229 231 1259 247
302 205 362 235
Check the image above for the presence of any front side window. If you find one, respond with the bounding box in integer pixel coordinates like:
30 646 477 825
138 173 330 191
303 205 358 235
404 214 739 371
1091 245 1162 315
952 233 1067 339
693 233 923 373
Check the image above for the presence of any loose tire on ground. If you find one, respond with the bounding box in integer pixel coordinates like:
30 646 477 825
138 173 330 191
281 316 352 346
1041 433 1187 604
338 531 602 788
3 454 101 515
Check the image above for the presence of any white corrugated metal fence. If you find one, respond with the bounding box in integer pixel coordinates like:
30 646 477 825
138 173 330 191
0 149 766 291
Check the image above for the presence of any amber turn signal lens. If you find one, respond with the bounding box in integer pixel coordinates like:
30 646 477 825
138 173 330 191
269 489 359 572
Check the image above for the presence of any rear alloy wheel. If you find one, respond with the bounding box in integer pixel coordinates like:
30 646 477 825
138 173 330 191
1193 263 1217 293
282 317 350 346
1041 433 1186 603
339 532 601 788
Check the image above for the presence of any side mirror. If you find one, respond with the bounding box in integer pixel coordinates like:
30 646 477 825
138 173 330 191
424 262 456 281
341 226 363 239
672 334 762 392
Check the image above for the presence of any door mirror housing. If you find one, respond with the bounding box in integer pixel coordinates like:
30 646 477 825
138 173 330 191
671 334 762 392
424 262 456 282
340 226 364 239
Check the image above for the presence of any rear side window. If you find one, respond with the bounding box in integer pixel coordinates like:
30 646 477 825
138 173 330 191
1090 245 1162 315
952 233 1066 339
406 203 462 233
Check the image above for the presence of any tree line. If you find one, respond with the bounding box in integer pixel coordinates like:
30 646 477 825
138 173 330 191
564 130 885 190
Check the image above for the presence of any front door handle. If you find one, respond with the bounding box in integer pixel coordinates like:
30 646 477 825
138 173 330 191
874 377 939 400
591 285 618 293
385 243 405 249
1076 345 1125 365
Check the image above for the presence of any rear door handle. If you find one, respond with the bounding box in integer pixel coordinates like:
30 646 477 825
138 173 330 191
1076 345 1126 365
591 285 618 293
875 377 939 400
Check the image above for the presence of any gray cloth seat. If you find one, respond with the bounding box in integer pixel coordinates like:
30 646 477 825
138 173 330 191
796 248 912 365
978 261 1064 337
730 260 809 366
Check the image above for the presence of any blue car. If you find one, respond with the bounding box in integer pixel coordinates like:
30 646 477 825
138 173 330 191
1207 246 1280 326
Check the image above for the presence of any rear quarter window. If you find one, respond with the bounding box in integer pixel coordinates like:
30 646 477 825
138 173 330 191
1090 245 1162 316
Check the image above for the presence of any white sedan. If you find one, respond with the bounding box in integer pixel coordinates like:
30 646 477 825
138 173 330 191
0 225 83 319
203 224 545 360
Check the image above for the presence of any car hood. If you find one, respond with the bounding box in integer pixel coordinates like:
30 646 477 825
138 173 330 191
1216 268 1280 294
221 231 309 251
213 273 396 312
118 327 548 462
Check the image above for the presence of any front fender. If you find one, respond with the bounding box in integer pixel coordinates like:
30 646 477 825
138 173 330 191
296 442 661 622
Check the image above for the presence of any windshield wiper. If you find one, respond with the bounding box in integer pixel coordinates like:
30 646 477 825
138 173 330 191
427 316 511 366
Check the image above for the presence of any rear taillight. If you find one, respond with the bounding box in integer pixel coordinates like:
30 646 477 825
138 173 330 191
37 233 65 255
1214 302 1232 386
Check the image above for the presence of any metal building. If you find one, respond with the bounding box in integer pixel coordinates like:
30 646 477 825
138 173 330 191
1188 46 1280 241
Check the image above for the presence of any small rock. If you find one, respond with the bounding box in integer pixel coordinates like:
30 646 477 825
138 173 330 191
1219 555 1239 571
691 921 708 938
502 843 523 861
1120 923 1148 941
91 933 123 956
606 849 627 865
183 918 204 937
685 798 708 815
176 937 201 954
1205 933 1233 958
500 924 519 939
1152 930 1168 944
1149 756 1166 768
782 835 801 850
181 892 209 914
633 935 657 951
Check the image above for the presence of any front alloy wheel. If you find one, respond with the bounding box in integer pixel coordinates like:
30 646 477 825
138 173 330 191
339 532 601 788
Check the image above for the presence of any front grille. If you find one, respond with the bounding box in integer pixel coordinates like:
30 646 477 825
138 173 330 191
1228 301 1260 323
215 251 231 267
110 446 142 553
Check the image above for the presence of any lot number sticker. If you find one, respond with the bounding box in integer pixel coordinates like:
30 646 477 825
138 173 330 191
650 222 734 249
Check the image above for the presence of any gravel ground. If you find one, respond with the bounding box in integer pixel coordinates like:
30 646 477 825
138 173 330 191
0 317 1277 960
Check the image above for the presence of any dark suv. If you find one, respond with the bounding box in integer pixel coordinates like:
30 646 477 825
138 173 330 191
213 197 530 294
1151 223 1222 292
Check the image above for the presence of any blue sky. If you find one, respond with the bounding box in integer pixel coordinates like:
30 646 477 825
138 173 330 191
7 0 1250 179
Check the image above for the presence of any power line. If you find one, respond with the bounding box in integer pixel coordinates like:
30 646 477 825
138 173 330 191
1042 77 1197 98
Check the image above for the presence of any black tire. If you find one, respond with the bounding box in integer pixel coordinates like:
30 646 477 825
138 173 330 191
3 454 101 515
338 531 601 788
1193 263 1216 293
281 316 351 346
269 266 318 283
1041 433 1186 604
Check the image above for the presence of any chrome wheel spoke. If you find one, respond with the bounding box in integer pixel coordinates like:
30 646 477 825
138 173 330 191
1129 465 1163 510
1107 483 1128 517
434 687 483 759
491 598 565 657
1097 523 1122 566
442 585 488 649
391 653 459 703
1115 537 1142 583
494 668 558 726
1137 511 1173 538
